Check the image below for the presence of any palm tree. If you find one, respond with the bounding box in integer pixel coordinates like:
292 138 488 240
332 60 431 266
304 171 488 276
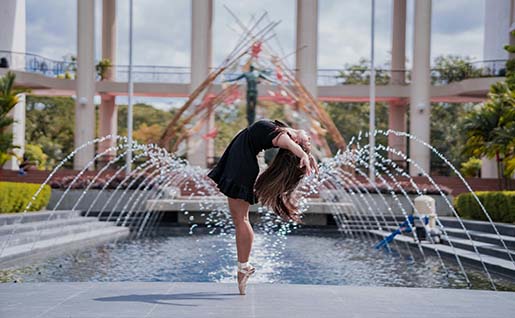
462 81 515 188
0 71 23 166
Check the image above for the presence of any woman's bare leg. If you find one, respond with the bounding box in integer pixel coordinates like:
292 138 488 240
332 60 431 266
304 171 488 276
227 197 253 263
227 197 255 294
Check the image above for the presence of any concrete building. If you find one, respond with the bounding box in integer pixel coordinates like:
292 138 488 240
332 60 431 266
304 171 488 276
0 0 511 175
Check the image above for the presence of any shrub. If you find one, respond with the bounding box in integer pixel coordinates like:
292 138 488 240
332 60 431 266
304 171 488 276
24 144 48 170
0 182 51 213
460 157 481 177
455 191 515 223
96 58 112 80
49 174 154 190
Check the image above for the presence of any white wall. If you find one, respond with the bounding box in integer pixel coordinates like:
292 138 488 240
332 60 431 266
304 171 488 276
483 0 511 61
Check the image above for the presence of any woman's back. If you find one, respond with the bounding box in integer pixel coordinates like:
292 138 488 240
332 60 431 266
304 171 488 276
247 119 282 154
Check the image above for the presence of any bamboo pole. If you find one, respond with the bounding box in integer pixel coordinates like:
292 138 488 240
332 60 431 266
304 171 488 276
170 84 239 151
158 51 246 148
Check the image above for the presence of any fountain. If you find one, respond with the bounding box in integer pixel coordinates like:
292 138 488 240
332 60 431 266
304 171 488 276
0 129 514 291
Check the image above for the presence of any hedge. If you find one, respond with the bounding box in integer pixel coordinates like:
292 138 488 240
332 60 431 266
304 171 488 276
0 182 51 213
455 191 515 223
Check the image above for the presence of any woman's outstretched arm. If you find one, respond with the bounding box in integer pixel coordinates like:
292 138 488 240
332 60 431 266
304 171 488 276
273 132 314 175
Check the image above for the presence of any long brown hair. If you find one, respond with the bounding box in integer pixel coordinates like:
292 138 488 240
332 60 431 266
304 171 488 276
254 121 310 223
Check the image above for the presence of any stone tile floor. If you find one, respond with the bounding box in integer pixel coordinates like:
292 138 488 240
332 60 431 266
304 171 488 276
1 282 514 318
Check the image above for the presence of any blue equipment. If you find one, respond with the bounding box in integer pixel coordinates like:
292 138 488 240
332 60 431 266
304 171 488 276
375 215 418 249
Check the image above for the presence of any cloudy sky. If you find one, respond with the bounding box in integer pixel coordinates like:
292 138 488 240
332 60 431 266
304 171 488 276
26 0 486 69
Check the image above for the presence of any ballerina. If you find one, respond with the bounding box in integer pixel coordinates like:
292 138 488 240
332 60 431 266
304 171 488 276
207 119 318 295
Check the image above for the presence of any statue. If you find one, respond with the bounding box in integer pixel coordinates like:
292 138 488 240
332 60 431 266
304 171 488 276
224 64 274 126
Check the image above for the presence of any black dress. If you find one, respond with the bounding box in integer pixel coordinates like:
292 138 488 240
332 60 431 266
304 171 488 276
207 119 287 204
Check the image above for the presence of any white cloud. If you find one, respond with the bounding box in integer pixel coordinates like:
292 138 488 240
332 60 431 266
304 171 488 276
116 0 191 66
318 0 393 68
26 0 77 59
430 0 484 60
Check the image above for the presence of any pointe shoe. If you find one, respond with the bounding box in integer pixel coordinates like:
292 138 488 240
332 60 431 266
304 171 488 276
237 263 256 295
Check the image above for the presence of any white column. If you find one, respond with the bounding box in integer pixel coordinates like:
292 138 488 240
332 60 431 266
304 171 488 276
187 0 213 168
409 0 432 176
481 157 498 178
98 97 117 156
295 0 318 99
388 0 407 165
4 95 25 170
0 0 25 69
388 101 407 152
390 0 406 86
102 0 116 80
74 0 96 170
484 0 511 61
98 0 117 165
0 0 26 170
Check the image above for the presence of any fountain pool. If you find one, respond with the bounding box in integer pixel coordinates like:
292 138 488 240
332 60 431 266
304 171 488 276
2 231 514 291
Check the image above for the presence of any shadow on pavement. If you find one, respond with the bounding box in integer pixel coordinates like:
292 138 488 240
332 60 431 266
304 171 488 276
94 291 241 306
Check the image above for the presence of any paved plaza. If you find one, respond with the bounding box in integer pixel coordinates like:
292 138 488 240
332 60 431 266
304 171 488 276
1 282 515 318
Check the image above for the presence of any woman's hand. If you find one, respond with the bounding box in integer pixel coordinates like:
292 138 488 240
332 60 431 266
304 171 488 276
308 154 319 175
299 154 313 175
275 133 318 176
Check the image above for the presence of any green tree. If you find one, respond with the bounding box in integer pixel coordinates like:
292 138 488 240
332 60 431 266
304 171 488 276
117 103 175 136
25 95 75 169
337 58 391 85
462 81 515 184
430 102 475 175
214 105 246 156
503 31 515 88
133 123 163 144
324 101 389 155
432 55 482 84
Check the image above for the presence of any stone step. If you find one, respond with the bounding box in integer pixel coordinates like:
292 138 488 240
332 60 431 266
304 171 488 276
0 217 98 236
369 229 515 277
439 217 515 237
339 224 401 232
0 226 130 268
98 216 147 224
440 227 515 249
2 221 116 248
0 210 82 226
441 235 515 261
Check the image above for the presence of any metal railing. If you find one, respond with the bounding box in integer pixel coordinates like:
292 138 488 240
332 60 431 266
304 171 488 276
0 50 507 86
0 50 75 78
114 65 191 83
318 59 507 86
317 68 409 86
